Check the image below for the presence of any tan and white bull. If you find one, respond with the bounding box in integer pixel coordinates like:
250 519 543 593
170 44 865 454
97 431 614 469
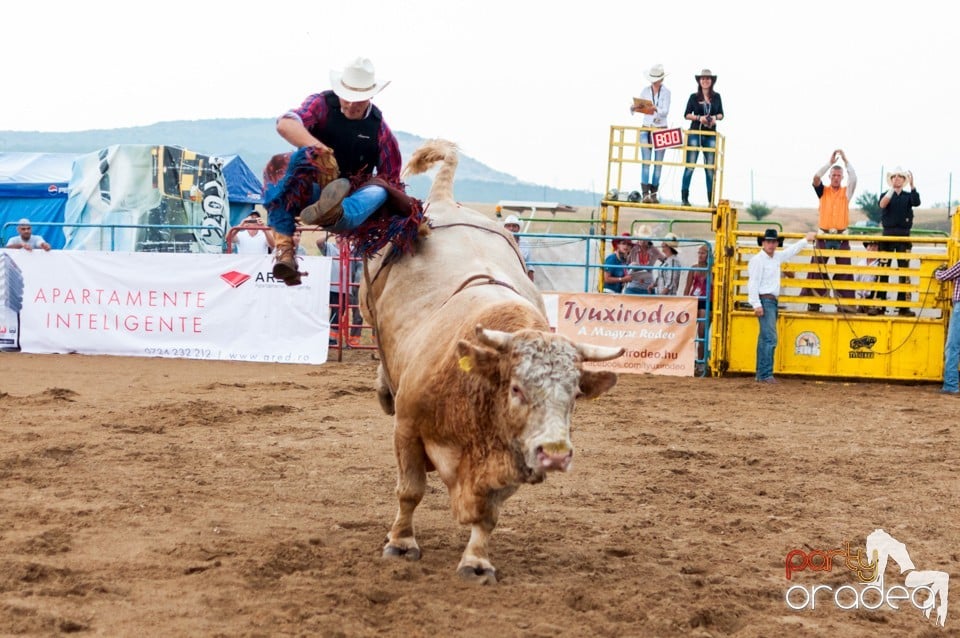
360 139 623 583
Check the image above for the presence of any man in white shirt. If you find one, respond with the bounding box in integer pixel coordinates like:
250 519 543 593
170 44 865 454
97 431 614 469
5 218 51 251
230 212 275 254
748 228 816 383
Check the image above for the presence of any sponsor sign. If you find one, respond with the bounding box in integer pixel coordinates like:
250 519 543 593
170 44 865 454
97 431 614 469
3 250 330 364
543 292 697 376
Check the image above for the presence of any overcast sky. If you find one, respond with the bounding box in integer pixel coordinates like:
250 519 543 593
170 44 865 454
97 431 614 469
3 0 957 209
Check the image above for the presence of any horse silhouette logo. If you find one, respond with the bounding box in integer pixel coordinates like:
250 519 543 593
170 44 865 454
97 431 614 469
866 529 949 627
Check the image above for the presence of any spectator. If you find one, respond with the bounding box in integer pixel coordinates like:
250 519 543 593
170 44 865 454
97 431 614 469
5 218 51 251
630 63 671 204
624 226 664 295
855 240 883 315
650 232 681 295
503 215 534 281
801 149 857 313
316 234 342 344
603 233 634 293
228 212 275 254
684 243 711 373
879 167 920 316
345 248 364 347
934 259 960 395
748 228 816 383
292 229 307 256
681 69 724 207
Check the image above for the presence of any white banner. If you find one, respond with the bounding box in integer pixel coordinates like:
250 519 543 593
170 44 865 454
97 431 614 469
3 249 330 364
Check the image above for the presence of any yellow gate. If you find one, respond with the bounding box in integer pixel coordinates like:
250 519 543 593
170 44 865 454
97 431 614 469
710 205 959 381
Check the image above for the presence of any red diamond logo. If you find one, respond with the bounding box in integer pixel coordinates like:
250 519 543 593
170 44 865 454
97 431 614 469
220 271 251 288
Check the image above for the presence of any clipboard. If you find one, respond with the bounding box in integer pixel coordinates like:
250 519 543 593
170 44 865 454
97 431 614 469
632 97 654 111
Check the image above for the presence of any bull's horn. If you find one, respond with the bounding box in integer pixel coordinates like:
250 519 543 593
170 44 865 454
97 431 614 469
476 325 513 351
576 343 625 362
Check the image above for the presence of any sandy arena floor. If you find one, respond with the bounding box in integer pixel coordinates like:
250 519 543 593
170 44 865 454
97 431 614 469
0 351 957 637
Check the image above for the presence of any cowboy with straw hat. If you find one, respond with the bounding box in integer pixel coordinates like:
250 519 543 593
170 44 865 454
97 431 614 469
264 57 418 286
630 64 671 204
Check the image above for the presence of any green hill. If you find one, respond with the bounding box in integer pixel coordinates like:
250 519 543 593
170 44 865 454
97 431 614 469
0 119 601 206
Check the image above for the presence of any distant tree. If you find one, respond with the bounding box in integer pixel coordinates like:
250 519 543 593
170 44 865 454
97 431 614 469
746 202 772 221
856 191 882 224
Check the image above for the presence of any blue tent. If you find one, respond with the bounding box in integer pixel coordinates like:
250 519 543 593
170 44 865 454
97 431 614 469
221 155 264 227
0 153 75 249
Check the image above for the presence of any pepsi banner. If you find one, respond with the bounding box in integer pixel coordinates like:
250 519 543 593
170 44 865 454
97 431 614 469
2 250 330 364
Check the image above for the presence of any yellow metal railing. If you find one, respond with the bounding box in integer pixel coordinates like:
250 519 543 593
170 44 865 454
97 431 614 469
602 125 726 210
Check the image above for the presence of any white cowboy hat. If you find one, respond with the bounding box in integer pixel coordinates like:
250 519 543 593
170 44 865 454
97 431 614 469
633 224 653 241
329 57 390 102
661 232 680 251
503 215 521 228
646 64 666 83
886 166 910 187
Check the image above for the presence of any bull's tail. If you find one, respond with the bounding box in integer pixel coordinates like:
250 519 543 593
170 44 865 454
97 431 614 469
401 139 458 204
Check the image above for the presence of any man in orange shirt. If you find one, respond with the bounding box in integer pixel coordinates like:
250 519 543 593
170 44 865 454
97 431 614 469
800 149 857 312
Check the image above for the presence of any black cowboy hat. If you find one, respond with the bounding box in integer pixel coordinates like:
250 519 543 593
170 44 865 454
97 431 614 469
757 228 784 247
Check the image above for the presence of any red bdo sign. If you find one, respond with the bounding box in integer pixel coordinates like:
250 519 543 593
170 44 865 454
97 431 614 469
652 128 683 151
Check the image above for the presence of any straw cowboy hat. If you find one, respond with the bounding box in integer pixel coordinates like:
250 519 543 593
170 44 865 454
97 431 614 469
330 57 390 102
633 224 654 244
695 68 717 83
646 64 666 83
886 166 911 188
662 232 680 251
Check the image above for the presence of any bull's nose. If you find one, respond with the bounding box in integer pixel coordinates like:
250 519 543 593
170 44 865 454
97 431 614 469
536 444 573 471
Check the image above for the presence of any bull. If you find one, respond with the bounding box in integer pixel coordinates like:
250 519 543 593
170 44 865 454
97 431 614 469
360 139 623 583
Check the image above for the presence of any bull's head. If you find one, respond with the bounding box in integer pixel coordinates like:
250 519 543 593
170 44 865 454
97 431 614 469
456 325 623 480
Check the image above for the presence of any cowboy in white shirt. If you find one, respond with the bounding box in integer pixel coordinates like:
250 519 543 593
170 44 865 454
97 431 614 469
748 228 816 383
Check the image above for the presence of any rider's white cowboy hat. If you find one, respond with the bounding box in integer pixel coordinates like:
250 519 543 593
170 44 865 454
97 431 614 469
330 57 390 102
646 64 666 83
503 215 522 229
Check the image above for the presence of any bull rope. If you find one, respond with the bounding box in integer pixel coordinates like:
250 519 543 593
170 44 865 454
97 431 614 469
360 218 530 397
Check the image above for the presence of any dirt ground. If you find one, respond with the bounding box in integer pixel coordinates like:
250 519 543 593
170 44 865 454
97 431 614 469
1 351 957 637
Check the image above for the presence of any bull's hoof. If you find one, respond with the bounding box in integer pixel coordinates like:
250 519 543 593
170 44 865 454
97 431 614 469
383 544 421 561
456 565 498 585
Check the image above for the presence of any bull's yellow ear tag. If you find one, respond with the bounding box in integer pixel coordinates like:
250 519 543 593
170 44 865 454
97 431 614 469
458 355 473 372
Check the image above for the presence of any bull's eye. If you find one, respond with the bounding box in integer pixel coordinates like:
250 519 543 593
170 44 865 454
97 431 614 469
511 384 526 403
